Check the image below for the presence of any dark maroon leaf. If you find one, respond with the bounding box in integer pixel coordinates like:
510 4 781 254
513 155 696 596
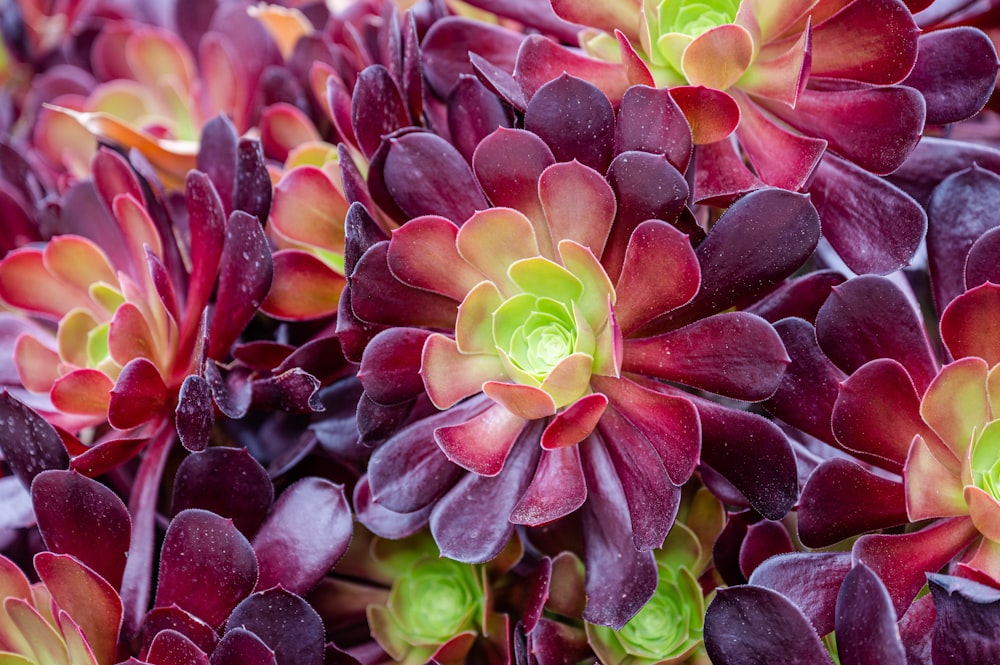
967 226 1000 288
197 115 239 213
175 375 214 453
233 138 272 226
809 155 926 275
70 436 147 477
211 628 278 665
798 459 908 548
357 328 430 406
352 65 410 159
929 574 1000 665
250 369 323 413
0 391 69 487
225 589 324 665
904 27 998 125
624 312 789 401
447 75 513 163
353 476 431 539
472 127 554 218
141 607 219 658
579 436 658 630
184 171 226 322
899 594 935 665
421 17 524 98
748 271 847 324
429 422 540 562
343 202 389 279
704 586 834 665
401 13 423 123
337 144 372 214
470 52 528 110
93 147 144 212
172 448 273 537
747 551 853 637
524 74 615 173
380 131 489 224
154 509 259 628
696 398 797 520
836 564 906 665
815 275 938 393
208 211 274 361
31 470 130 589
252 478 352 594
614 85 692 171
927 166 1000 312
108 358 169 430
460 0 583 42
738 521 793 580
887 136 1000 207
147 629 210 665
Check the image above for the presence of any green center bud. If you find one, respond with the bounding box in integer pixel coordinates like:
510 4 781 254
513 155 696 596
659 0 740 37
497 295 578 379
618 564 704 660
389 557 482 646
971 420 1000 502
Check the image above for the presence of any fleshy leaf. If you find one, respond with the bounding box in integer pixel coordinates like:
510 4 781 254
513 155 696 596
835 563 906 665
224 589 324 665
0 391 70 487
171 448 273 538
748 551 853 637
940 282 1000 367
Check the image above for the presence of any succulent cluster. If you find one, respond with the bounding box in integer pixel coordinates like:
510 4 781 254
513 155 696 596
1 0 1000 663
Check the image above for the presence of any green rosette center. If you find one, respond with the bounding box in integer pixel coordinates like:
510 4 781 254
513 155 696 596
659 0 740 37
389 557 482 645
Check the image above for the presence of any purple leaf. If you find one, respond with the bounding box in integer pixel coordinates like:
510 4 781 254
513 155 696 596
509 445 587 527
421 17 524 98
835 564 906 665
225 589 324 665
184 171 226 324
472 127 554 221
233 137 272 226
904 27 998 125
524 74 615 173
967 226 1000 288
70 436 148 477
447 75 513 163
176 375 215 452
172 448 273 538
614 85 692 171
31 470 131 590
0 391 69 487
357 328 430 406
211 628 278 665
147 629 211 665
748 552 854 637
154 509 259 628
888 136 1000 207
250 368 322 413
353 476 431 539
252 478 352 595
738 521 794 579
929 574 1000 665
748 271 847 324
704 586 834 665
197 115 238 213
141 607 219 658
351 65 410 159
108 358 169 430
208 211 274 360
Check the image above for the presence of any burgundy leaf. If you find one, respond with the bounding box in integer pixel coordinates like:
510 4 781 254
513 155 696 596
184 171 226 323
816 275 938 392
207 211 274 360
175 375 214 452
929 574 1000 665
704 587 834 665
211 628 278 665
748 551 854 637
343 202 389 279
904 27 999 125
835 564 906 665
252 478 352 594
204 361 253 419
738 521 794 580
197 115 239 213
154 509 259 628
141 607 219 658
748 271 846 324
447 75 512 163
614 85 692 171
472 127 555 222
509 445 587 527
462 0 583 43
696 398 798 520
523 74 615 173
233 139 272 226
514 35 630 105
351 65 410 159
0 391 69 487
93 147 144 212
470 51 528 110
430 422 540 562
421 17 524 98
967 226 1000 288
579 436 658 630
927 166 1000 312
353 476 431 539
224 589 324 665
798 459 908 548
624 312 789 401
31 470 130 589
70 436 147 477
108 358 169 430
250 369 322 413
357 328 430 406
171 448 273 538
147 630 210 665
888 136 1000 208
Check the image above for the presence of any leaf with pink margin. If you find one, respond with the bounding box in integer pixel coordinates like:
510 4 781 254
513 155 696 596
853 517 979 616
259 104 320 162
34 552 122 665
967 227 1000 289
0 249 94 319
540 393 607 450
578 436 658 629
747 551 853 636
704 585 834 665
6 598 69 664
353 477 431 540
549 0 640 41
623 312 789 401
905 27 998 125
596 405 679 550
965 485 1000 542
60 610 102 665
108 358 168 430
483 381 558 420
906 435 967 521
798 458 908 548
695 397 797 520
832 359 935 468
351 65 410 159
538 162 615 259
810 0 918 84
834 563 906 665
940 282 1000 367
447 75 514 164
669 86 740 145
154 509 258 628
261 250 344 321
421 335 506 410
70 437 147 478
175 375 214 453
107 302 158 369
210 628 277 665
207 211 273 361
51 369 114 419
92 147 143 211
141 608 217 663
0 391 70 486
524 75 615 173
421 17 524 98
31 470 130 590
682 24 754 90
592 376 699 485
42 236 117 296
613 220 699 335
614 30 655 87
434 402 528 476
762 85 924 176
691 137 763 205
470 52 528 111
270 166 347 251
816 276 938 392
614 85 691 171
233 139 272 226
737 27 809 107
510 445 587 526
735 97 826 191
224 589 324 665
147 629 210 665
252 478 352 595
922 357 990 460
171 448 273 538
455 208 539 294
14 334 61 393
514 36 630 105
386 216 481 300
430 424 540 563
928 573 1000 665
380 132 489 225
